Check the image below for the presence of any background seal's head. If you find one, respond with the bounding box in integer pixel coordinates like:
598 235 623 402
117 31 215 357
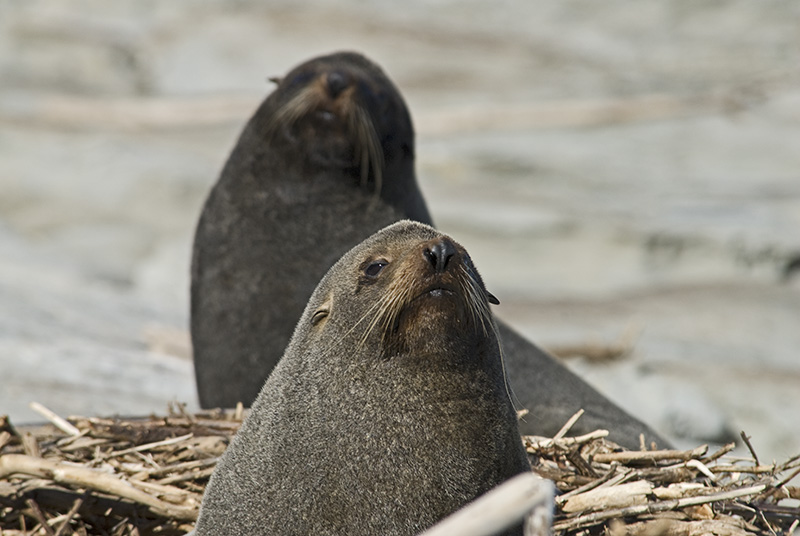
252 51 416 199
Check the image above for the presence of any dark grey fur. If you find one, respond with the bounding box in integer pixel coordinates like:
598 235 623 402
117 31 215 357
191 52 431 408
194 221 530 535
190 51 670 449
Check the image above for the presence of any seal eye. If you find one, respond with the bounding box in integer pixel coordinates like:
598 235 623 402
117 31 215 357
287 71 314 90
364 260 388 277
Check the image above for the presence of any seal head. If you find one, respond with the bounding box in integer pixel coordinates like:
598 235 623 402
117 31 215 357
194 221 530 536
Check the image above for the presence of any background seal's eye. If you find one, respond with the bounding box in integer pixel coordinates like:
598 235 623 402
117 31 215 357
364 260 388 277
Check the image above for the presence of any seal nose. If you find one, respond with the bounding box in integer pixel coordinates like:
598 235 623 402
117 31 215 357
424 238 457 274
326 71 350 98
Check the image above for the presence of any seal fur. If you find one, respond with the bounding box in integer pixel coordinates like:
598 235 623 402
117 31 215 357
191 51 431 408
194 221 530 535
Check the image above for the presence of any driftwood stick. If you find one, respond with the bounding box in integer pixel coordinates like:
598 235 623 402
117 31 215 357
157 466 216 485
0 454 197 520
757 466 800 501
774 466 800 489
25 498 56 536
101 433 193 459
561 481 653 513
29 403 81 437
613 517 753 536
0 431 12 451
553 410 584 440
685 459 717 481
593 445 707 464
710 464 776 474
22 433 40 458
554 483 767 532
138 457 218 477
53 497 83 536
775 453 800 472
418 472 554 536
556 466 622 503
524 430 609 451
740 431 761 466
234 402 245 421
700 442 737 464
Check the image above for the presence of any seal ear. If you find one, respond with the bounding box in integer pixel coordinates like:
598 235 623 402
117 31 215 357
486 291 500 305
311 309 329 325
311 295 333 326
268 76 282 85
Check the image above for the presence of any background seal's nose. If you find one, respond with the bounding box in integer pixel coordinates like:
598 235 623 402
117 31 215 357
326 71 350 98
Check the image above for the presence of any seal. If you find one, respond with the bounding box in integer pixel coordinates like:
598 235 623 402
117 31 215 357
193 221 531 536
190 51 669 449
191 51 432 409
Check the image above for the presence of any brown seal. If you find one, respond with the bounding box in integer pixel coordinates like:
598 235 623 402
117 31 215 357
190 51 670 449
194 221 531 535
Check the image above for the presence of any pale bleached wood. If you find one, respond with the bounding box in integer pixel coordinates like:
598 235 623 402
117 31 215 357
524 430 609 451
593 445 707 464
418 472 554 536
100 432 194 459
553 409 584 440
562 480 653 513
554 484 768 532
0 454 197 520
610 517 753 536
29 402 81 437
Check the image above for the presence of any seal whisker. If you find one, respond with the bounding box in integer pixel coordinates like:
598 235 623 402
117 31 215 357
460 265 490 337
377 271 414 348
351 104 384 196
357 289 398 349
458 266 520 411
314 297 388 364
356 270 416 352
264 85 319 141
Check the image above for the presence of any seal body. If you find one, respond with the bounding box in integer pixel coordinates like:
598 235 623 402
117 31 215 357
194 221 530 536
190 51 669 449
191 52 431 408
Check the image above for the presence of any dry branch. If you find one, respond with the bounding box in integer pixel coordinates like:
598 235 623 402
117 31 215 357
419 472 554 536
0 454 197 520
593 446 708 464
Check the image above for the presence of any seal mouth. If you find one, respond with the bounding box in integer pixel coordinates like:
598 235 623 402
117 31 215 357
413 284 458 302
312 109 338 124
428 288 454 298
267 79 385 195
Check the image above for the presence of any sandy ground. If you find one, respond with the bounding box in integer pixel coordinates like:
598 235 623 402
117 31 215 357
1 0 799 461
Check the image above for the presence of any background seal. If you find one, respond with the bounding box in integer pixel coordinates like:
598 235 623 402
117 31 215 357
190 51 669 448
194 221 531 535
191 51 431 408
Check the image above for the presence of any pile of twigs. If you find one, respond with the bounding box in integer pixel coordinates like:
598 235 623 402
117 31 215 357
527 411 800 536
1 404 798 535
0 403 239 535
